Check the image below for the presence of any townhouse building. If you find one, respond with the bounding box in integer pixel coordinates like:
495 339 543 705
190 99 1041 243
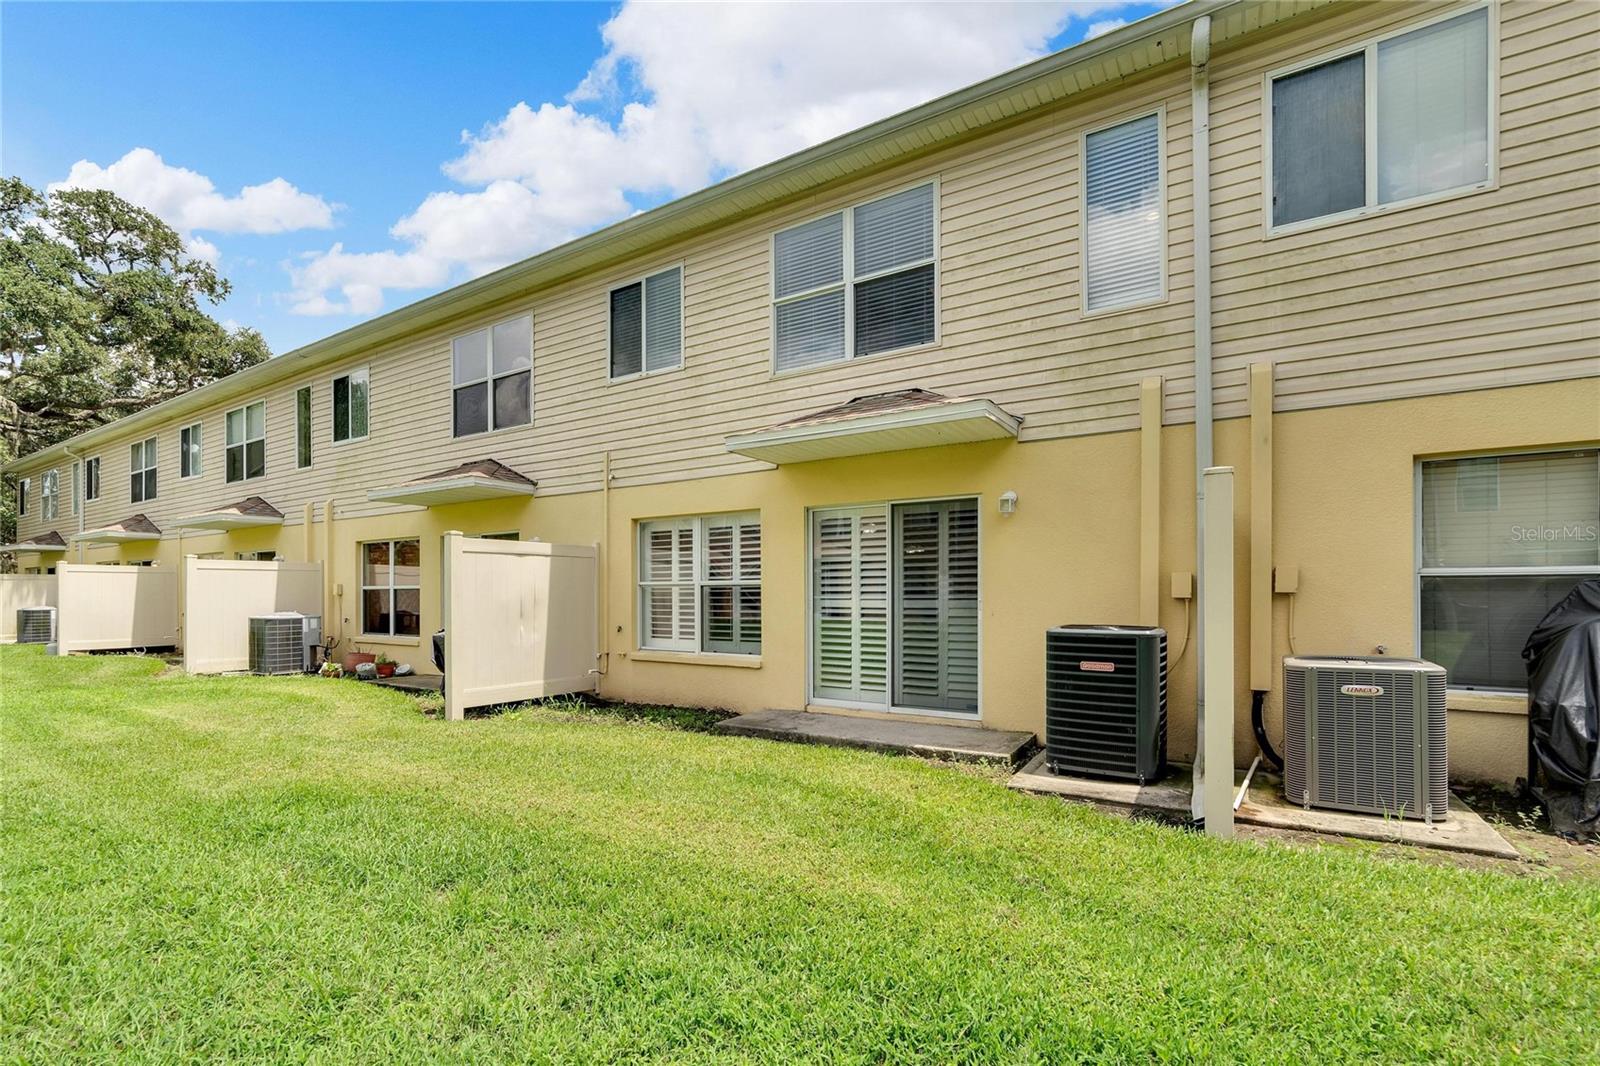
7 0 1597 784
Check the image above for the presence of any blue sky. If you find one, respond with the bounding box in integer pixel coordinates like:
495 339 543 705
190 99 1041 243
3 1 1173 354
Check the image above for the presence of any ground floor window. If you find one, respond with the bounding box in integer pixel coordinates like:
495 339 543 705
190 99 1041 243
638 513 761 654
811 498 978 715
1419 449 1599 690
362 539 421 637
236 551 277 561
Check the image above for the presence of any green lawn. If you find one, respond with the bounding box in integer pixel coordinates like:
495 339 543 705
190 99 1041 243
2 645 1595 1063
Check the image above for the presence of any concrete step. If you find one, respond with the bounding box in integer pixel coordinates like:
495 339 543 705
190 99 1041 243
714 708 1036 766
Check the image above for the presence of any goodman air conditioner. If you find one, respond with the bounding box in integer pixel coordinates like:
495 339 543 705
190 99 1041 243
1045 625 1167 783
1282 656 1448 823
17 606 57 644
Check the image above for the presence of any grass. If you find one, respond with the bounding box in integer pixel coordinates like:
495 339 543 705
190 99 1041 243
2 645 1596 1063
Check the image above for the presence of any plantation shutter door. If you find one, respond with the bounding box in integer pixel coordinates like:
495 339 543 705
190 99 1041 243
892 499 979 714
811 506 888 706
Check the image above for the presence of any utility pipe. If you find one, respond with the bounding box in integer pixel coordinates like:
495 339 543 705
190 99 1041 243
1190 14 1214 821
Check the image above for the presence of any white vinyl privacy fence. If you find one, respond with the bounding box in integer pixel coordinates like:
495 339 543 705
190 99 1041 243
441 533 598 721
55 563 178 654
183 558 323 674
1 575 57 642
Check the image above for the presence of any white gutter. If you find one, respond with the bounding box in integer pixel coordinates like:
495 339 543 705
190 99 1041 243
1190 13 1214 822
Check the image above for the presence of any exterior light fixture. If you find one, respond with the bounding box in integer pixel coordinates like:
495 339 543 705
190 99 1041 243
999 491 1018 515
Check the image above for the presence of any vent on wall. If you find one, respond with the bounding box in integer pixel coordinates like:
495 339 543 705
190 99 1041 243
17 607 57 644
1045 625 1167 783
1283 655 1448 822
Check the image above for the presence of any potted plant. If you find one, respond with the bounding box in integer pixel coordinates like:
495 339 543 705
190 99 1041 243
318 660 343 679
342 646 376 673
374 652 397 679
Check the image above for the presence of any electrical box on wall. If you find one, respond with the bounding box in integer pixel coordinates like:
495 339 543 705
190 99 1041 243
1171 572 1193 600
1274 565 1299 594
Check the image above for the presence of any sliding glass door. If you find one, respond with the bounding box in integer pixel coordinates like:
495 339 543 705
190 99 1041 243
811 498 979 716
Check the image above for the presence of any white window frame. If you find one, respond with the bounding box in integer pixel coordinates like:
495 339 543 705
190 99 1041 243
83 456 100 503
769 178 941 377
296 385 313 469
451 314 532 438
41 470 58 521
71 461 80 516
225 400 267 484
1079 106 1168 318
1262 1 1498 238
331 367 370 444
1414 447 1600 694
179 422 203 479
636 513 762 656
607 263 686 383
130 437 158 503
360 538 422 637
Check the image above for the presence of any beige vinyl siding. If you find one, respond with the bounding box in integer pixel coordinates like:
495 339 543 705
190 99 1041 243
11 0 1596 546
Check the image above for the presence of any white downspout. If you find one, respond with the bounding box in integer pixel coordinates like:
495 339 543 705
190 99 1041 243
63 446 86 563
1190 14 1213 822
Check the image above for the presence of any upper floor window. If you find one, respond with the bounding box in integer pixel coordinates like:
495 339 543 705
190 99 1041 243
773 182 936 372
41 470 58 520
225 401 266 483
1419 449 1599 691
1269 6 1490 230
15 477 27 517
296 386 312 469
130 437 157 503
180 422 202 479
1083 111 1164 312
452 315 531 437
610 266 683 379
332 368 369 442
84 457 100 502
71 461 80 515
638 513 762 655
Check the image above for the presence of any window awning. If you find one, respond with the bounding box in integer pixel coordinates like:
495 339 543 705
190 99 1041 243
0 530 68 553
177 495 285 531
725 389 1022 465
367 458 538 507
74 514 162 543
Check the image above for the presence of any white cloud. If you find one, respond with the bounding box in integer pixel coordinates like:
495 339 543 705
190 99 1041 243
53 148 336 237
1087 18 1129 38
289 0 1153 316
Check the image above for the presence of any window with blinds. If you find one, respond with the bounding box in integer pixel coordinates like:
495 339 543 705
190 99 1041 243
772 182 936 372
638 513 761 655
41 469 58 521
1270 6 1490 229
610 266 683 379
1419 449 1600 690
1083 112 1164 312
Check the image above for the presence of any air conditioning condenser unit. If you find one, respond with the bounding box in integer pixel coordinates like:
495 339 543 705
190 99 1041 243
1282 655 1448 822
17 606 57 644
1045 625 1167 783
248 612 322 675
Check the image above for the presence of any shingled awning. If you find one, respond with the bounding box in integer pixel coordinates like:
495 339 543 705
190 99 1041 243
0 529 68 552
177 495 285 531
74 513 162 544
725 389 1021 465
367 458 538 507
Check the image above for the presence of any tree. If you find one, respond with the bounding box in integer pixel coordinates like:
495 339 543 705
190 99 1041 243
0 176 270 542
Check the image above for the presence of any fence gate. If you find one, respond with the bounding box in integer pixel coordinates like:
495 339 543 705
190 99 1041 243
182 557 323 674
441 532 598 721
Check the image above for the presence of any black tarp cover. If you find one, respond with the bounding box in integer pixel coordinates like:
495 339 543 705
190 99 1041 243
1522 579 1600 840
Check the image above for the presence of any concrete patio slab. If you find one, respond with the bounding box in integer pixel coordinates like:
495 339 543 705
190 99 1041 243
1009 752 1520 860
372 674 444 693
714 708 1036 766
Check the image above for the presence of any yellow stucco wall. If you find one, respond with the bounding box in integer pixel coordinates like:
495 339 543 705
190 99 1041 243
29 378 1597 786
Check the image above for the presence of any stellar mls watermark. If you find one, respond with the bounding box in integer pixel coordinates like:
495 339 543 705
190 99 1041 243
1508 523 1599 543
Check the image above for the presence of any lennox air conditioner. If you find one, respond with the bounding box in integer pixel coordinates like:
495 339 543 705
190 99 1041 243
247 612 321 675
16 606 57 644
1283 656 1448 823
1045 625 1167 783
